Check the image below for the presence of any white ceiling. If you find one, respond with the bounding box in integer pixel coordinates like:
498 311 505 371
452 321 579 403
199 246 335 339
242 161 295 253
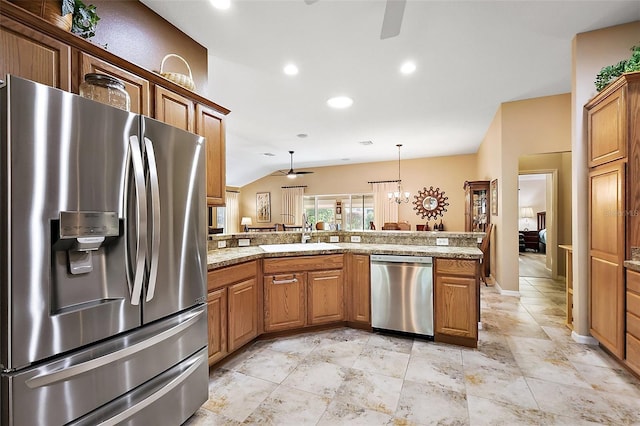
141 0 640 187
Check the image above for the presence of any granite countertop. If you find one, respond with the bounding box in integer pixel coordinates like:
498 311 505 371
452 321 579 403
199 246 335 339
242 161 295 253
625 260 640 273
207 243 482 270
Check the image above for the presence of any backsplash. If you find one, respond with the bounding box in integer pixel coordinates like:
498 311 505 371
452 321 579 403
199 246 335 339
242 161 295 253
207 230 485 251
632 247 640 261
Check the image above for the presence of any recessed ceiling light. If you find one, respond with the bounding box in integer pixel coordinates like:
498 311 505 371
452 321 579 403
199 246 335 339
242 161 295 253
341 158 350 161
262 152 275 157
327 96 353 109
283 63 299 76
400 61 416 75
297 133 308 138
358 140 373 146
210 0 230 10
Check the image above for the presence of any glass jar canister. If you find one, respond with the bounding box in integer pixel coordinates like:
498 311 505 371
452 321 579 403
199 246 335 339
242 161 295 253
79 73 130 111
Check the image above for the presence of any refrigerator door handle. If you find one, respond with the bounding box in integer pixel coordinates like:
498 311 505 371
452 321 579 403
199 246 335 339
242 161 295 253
143 137 161 302
128 135 148 306
96 352 205 426
24 309 202 389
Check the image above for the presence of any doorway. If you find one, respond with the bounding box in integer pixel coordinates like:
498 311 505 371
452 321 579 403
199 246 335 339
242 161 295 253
518 173 552 279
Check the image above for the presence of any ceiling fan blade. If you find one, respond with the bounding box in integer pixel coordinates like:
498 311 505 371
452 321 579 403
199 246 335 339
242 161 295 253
380 0 406 40
293 170 313 175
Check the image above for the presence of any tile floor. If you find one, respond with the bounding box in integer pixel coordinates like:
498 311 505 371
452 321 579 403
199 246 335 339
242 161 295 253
185 277 640 425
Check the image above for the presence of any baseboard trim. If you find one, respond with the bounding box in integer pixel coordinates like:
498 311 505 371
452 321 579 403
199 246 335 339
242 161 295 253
571 331 599 345
495 281 521 297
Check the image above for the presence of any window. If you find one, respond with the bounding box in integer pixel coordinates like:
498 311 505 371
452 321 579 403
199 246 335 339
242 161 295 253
303 193 374 230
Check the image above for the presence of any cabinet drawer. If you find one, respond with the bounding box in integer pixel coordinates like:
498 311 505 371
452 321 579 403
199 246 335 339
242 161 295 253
628 269 640 294
435 258 477 276
627 312 640 339
208 261 257 290
263 255 344 274
628 290 640 318
626 332 640 375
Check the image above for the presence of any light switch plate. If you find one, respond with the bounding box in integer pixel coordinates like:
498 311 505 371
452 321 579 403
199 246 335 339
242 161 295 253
329 235 340 243
436 237 449 246
217 240 227 249
350 235 361 243
477 237 483 244
238 238 250 247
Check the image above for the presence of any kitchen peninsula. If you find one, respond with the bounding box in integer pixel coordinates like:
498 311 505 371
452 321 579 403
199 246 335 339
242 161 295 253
206 230 484 366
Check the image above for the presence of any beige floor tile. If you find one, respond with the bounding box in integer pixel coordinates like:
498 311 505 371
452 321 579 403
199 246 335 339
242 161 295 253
405 353 466 392
334 368 403 415
306 338 366 368
234 348 303 384
396 380 469 425
352 346 410 379
244 385 330 425
281 359 348 398
316 400 393 426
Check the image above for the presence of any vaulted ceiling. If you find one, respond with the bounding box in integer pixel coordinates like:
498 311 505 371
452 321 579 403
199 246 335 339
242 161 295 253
141 0 640 186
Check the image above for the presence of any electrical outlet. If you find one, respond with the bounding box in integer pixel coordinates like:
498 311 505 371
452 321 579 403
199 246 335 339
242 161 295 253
217 240 227 249
238 238 250 247
350 235 361 243
477 237 483 244
329 235 340 243
436 238 449 246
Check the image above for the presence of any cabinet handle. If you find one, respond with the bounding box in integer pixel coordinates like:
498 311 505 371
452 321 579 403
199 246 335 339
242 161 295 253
272 276 298 285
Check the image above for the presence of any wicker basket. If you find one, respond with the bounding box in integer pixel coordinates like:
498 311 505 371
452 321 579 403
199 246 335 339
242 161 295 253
10 0 72 31
159 54 196 91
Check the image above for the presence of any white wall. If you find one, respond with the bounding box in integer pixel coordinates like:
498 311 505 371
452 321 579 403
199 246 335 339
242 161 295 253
518 175 546 231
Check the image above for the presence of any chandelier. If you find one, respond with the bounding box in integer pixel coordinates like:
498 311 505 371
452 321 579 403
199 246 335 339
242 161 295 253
388 144 410 203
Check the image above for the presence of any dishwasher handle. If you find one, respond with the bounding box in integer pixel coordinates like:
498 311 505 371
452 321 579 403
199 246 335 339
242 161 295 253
271 275 299 285
370 254 432 264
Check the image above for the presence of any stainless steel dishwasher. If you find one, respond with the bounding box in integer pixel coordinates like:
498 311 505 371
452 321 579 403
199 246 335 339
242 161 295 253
370 254 434 337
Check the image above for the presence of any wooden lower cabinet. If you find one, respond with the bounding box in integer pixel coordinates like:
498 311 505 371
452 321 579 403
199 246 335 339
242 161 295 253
264 273 306 332
589 162 625 359
227 278 259 352
627 269 640 374
307 269 344 325
207 260 259 365
347 254 370 325
434 258 478 347
207 287 227 365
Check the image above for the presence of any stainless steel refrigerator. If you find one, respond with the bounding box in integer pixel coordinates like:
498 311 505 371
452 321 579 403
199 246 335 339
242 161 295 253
0 76 208 425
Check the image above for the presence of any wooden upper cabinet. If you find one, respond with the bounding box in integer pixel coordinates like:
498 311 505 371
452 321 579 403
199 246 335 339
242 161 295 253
587 87 626 167
0 15 71 90
154 85 194 132
196 104 226 206
78 53 150 115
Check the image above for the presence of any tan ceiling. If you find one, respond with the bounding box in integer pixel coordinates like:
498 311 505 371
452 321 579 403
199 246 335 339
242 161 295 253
141 0 640 186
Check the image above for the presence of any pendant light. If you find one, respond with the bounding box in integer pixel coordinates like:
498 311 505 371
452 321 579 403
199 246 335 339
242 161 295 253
388 144 410 203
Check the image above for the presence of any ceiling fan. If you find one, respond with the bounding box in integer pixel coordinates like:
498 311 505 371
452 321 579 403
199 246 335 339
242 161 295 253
274 151 314 178
304 0 406 40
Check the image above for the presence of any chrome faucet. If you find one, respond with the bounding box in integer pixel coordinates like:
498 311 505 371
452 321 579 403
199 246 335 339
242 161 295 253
301 213 311 243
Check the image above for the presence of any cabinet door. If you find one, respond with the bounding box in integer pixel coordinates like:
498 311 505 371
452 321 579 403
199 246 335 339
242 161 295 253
227 278 258 352
79 53 150 115
308 269 344 325
348 254 370 324
207 287 227 365
434 274 477 340
196 104 226 206
589 162 625 359
587 87 626 167
0 16 71 90
154 85 194 132
264 273 306 332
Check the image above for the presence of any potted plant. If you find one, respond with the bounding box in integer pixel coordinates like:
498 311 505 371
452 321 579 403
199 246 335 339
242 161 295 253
10 0 99 38
63 0 100 39
595 45 640 91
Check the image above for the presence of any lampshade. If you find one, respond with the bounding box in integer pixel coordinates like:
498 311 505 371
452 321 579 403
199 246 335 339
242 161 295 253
240 217 252 225
520 207 534 219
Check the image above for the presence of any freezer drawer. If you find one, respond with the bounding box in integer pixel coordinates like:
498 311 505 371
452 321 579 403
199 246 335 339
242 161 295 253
71 348 208 426
1 304 207 426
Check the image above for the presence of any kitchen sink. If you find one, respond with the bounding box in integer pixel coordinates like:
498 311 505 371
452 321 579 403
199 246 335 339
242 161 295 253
259 242 341 253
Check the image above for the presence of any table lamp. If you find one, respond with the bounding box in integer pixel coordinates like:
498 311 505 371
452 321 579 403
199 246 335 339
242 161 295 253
241 217 252 232
520 207 534 231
